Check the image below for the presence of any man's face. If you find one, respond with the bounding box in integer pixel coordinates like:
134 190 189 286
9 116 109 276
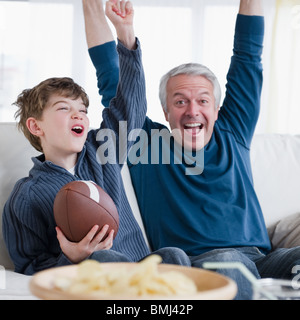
164 74 219 151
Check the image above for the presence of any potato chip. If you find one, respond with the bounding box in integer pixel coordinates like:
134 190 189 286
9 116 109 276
53 255 197 297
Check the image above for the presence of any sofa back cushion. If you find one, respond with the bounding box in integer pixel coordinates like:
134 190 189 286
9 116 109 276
251 134 300 226
0 123 40 269
1 123 300 269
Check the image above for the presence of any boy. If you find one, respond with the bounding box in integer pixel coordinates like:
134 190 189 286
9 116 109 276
2 0 190 275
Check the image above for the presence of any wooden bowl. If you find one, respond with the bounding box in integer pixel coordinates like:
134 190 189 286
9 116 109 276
30 263 237 300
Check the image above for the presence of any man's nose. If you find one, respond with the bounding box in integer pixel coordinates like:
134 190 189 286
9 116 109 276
186 101 200 117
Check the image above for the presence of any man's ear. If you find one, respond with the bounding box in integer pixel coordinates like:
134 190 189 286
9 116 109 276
163 109 169 122
215 106 220 121
26 117 44 137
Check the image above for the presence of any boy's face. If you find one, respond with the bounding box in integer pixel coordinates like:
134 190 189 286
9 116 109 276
32 94 89 163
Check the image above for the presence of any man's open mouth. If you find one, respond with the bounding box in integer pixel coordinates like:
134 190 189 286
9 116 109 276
184 123 204 135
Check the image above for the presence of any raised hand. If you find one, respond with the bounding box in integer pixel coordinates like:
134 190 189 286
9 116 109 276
105 0 136 49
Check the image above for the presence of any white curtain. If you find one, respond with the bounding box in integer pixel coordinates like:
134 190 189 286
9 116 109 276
265 0 300 134
0 0 75 121
1 0 299 134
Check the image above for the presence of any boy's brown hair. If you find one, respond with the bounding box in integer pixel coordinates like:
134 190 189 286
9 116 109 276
14 77 89 152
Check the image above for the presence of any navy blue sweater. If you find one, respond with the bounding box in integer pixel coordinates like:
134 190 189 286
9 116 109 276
2 40 150 275
90 15 272 256
131 15 271 255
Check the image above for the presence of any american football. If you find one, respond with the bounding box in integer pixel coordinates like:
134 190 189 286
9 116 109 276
53 180 119 242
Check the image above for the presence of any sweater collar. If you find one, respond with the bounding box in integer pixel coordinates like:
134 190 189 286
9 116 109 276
30 145 87 175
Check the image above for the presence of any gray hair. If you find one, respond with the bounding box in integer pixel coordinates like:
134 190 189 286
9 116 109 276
159 63 221 112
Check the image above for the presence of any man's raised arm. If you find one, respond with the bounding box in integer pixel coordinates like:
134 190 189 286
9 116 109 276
219 0 265 146
239 0 263 16
82 0 119 108
82 0 114 48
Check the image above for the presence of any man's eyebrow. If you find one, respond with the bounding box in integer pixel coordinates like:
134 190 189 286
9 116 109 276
172 92 186 98
172 91 212 97
200 91 211 96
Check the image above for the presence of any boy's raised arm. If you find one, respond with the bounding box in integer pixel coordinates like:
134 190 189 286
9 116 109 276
105 0 136 50
97 0 147 166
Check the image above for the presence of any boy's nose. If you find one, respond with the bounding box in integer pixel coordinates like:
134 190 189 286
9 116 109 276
72 112 83 120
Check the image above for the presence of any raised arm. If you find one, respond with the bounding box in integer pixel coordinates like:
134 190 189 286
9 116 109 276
219 1 264 146
82 0 114 48
105 0 135 50
97 1 147 166
83 0 119 108
239 0 263 16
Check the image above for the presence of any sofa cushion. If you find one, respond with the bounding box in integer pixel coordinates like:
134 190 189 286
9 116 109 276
268 212 300 249
251 134 300 227
0 123 40 269
0 270 36 300
1 124 300 271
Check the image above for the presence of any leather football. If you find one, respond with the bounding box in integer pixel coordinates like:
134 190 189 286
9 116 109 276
53 181 119 242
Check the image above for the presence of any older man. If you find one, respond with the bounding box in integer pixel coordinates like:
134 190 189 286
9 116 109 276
83 0 300 299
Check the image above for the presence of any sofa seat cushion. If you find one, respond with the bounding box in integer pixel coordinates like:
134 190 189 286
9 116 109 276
0 271 36 300
268 212 300 249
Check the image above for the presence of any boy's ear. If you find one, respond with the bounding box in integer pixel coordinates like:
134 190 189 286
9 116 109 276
26 118 44 137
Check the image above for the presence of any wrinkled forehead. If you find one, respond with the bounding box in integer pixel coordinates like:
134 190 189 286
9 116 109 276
167 74 215 97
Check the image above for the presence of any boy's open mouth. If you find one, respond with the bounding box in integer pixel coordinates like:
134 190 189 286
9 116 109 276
71 125 84 135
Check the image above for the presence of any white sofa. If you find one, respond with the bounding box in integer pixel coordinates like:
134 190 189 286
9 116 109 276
1 122 300 299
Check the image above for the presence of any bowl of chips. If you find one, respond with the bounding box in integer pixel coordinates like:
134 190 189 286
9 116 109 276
30 255 237 300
